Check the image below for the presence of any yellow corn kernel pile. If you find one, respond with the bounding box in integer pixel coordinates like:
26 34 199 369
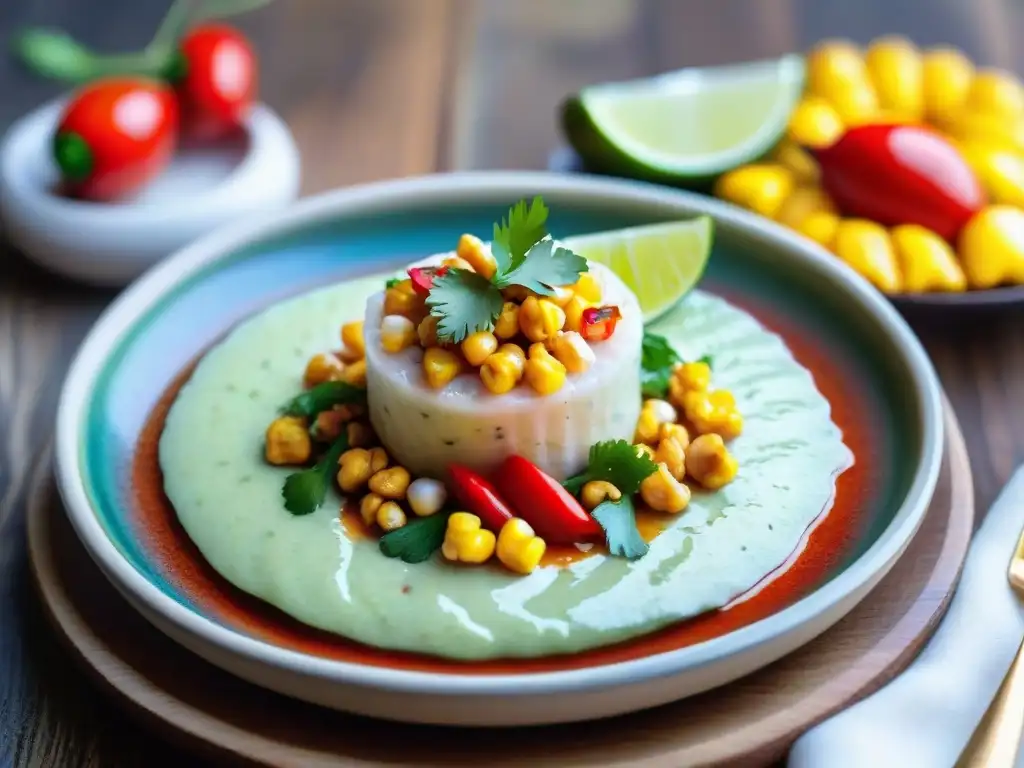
377 237 617 396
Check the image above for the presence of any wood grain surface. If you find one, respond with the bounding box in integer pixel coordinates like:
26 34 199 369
23 401 972 768
0 0 1022 764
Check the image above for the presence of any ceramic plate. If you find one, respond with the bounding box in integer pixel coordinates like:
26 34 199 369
54 171 943 726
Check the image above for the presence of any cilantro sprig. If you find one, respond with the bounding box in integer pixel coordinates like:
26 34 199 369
640 330 713 399
591 497 649 559
425 196 589 343
282 433 349 516
280 381 366 419
379 510 453 563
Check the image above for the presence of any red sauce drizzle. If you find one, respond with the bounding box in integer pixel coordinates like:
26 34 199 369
130 294 873 674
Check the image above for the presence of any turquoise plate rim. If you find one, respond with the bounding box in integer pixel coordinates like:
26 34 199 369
53 171 943 699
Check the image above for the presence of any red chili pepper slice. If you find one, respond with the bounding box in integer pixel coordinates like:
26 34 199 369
408 265 449 294
494 455 603 544
581 305 622 342
448 464 514 532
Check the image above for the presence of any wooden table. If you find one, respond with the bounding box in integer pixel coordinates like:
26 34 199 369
2 0 1023 764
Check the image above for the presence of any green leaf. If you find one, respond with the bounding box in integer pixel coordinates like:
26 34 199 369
379 510 452 563
280 381 366 419
492 196 549 274
564 439 658 497
14 29 99 82
698 354 714 369
385 277 402 289
191 0 275 20
639 331 683 399
492 239 588 295
426 268 503 344
591 497 648 560
281 433 348 516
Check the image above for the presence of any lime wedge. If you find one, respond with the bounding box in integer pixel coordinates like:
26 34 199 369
563 217 714 323
561 55 805 186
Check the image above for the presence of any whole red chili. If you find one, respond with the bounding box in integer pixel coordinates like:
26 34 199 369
408 265 449 295
52 77 178 201
493 455 603 544
447 464 514 532
813 123 985 242
171 24 257 139
581 305 621 342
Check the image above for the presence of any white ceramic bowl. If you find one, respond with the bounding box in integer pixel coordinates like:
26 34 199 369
0 98 300 286
53 172 944 726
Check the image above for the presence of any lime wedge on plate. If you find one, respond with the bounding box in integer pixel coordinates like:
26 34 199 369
561 55 805 186
564 216 714 323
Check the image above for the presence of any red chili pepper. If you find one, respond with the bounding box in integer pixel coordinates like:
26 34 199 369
448 464 514 532
52 77 178 202
172 24 257 140
581 305 621 342
493 455 603 544
408 265 448 294
813 123 985 242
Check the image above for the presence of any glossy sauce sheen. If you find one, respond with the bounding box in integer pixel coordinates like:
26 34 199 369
131 286 871 673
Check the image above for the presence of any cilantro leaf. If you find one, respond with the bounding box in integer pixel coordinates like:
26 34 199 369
280 381 366 419
698 354 714 369
426 268 503 343
282 433 348 516
591 496 649 560
492 196 549 274
491 239 588 296
563 439 658 496
640 331 714 398
380 510 453 563
385 277 402 289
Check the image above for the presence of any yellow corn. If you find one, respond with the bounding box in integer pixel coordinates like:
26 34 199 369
659 422 690 451
346 420 376 448
337 448 373 492
496 518 546 574
441 512 497 564
563 294 592 334
417 315 440 348
580 480 621 510
442 255 473 270
775 186 838 231
265 416 311 465
550 331 595 373
493 301 521 339
303 352 345 387
340 358 367 387
359 493 384 526
480 348 525 394
865 35 924 120
383 279 427 322
922 47 974 123
833 219 903 293
806 39 869 98
340 321 365 358
956 140 1024 208
787 97 845 149
828 81 881 125
368 466 411 500
890 224 967 293
461 331 499 367
796 211 841 249
570 272 602 303
524 342 566 395
683 390 743 440
767 139 820 186
635 443 656 460
644 397 678 425
456 233 497 279
380 315 418 353
634 408 661 445
376 501 407 531
686 434 739 490
497 342 526 369
654 434 686 481
639 463 691 514
675 361 711 393
958 205 1024 289
519 296 567 343
713 164 795 220
965 69 1024 120
422 347 463 388
407 477 447 517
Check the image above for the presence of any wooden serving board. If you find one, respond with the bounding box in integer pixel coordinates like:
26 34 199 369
27 402 973 767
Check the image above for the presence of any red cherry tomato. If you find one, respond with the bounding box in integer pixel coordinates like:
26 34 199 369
174 24 257 139
53 77 178 202
814 123 986 242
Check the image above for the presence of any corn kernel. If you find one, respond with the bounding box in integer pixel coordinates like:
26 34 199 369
346 420 375 448
635 443 656 460
659 422 690 451
423 347 463 388
376 501 407 531
369 466 411 499
655 434 686 481
524 342 566 395
571 272 602 303
456 233 498 279
340 321 365 358
304 353 344 387
684 390 743 440
634 408 663 445
265 416 311 465
417 315 440 347
644 398 678 425
686 434 739 489
461 331 499 367
519 296 567 343
639 463 692 513
493 302 521 339
442 255 473 270
359 493 384 525
340 359 367 387
442 512 497 564
675 361 712 392
480 349 525 394
380 314 418 353
563 294 592 334
580 480 621 510
550 331 595 373
548 286 575 306
337 448 373 492
496 518 546 574
383 279 427 322
407 477 447 517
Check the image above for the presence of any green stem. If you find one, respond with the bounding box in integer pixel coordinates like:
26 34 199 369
145 0 204 58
